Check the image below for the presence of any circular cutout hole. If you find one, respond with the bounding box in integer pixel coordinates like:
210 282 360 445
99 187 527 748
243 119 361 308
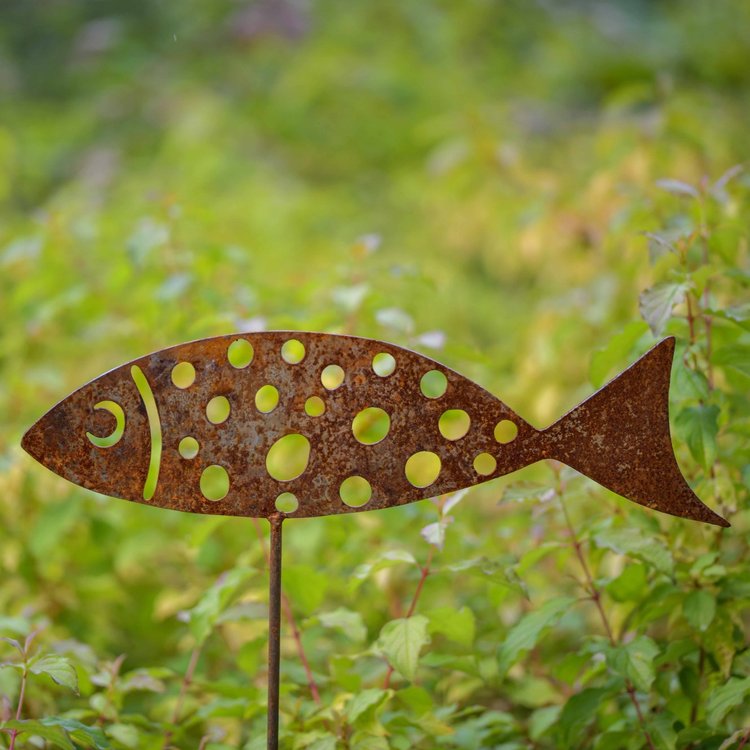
420 370 447 399
206 396 230 424
474 453 497 476
178 436 199 459
372 352 396 377
305 396 325 417
255 385 279 413
266 434 311 481
200 465 229 501
340 476 372 508
281 339 305 364
171 362 195 389
405 451 442 488
352 407 390 445
494 420 518 444
321 364 345 390
275 492 299 514
228 338 254 369
439 409 470 440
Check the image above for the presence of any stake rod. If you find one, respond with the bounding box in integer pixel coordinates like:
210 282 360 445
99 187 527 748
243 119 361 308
267 515 283 750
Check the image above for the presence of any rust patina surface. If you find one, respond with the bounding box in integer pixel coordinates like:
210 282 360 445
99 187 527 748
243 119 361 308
22 332 728 527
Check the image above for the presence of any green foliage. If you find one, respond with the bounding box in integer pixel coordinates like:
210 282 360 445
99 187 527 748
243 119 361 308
1 1 750 748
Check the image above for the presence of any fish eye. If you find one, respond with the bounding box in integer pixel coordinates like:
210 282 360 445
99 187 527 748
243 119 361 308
86 401 126 448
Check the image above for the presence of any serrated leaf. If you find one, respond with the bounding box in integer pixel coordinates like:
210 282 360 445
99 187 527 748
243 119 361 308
639 282 689 336
674 404 720 469
446 556 526 596
705 676 750 726
29 654 79 693
593 527 673 575
426 606 475 647
443 488 469 516
319 608 367 643
589 322 649 388
2 720 75 750
376 616 429 682
353 550 417 583
346 688 389 724
606 563 648 602
351 734 390 750
608 635 660 691
682 590 716 632
497 596 575 675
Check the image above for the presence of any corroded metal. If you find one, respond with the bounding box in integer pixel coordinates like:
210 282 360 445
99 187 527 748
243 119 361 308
267 515 283 749
22 332 728 527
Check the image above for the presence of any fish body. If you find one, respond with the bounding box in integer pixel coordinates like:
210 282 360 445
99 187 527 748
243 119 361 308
22 332 728 527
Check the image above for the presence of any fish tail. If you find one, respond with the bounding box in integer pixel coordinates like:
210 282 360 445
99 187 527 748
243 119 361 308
539 337 729 527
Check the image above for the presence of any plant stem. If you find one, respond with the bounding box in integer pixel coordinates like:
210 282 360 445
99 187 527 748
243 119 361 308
162 645 202 749
554 469 656 750
7 665 27 750
252 518 321 704
383 546 434 689
737 728 750 750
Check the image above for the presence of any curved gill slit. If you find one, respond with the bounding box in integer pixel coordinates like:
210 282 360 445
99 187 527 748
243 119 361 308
130 365 162 501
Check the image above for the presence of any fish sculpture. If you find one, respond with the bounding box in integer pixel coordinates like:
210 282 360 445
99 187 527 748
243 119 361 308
21 332 728 527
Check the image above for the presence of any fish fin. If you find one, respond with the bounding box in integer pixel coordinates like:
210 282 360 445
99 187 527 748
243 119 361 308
541 337 729 527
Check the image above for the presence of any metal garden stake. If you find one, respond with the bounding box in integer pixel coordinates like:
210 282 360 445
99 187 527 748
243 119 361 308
22 332 729 749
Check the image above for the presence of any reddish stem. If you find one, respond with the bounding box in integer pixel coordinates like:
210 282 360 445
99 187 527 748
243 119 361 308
383 547 435 689
555 471 656 750
162 645 202 749
7 666 27 750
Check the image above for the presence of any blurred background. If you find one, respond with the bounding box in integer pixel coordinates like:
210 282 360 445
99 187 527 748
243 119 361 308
1 2 749 748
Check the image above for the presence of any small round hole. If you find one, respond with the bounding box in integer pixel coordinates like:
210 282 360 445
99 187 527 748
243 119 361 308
178 436 199 459
200 465 230 501
474 453 497 476
420 370 447 399
321 364 345 390
171 362 195 389
340 476 372 507
405 451 441 488
305 396 325 417
372 352 396 377
494 420 518 444
281 339 305 364
206 396 230 424
275 492 299 514
255 385 279 413
228 338 254 369
266 434 311 481
439 409 470 440
352 407 390 445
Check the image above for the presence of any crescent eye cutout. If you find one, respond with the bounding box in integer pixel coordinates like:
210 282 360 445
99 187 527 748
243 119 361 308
86 401 125 448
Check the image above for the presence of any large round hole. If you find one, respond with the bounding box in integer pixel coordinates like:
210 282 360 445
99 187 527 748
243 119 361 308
171 362 195 389
178 436 199 459
340 476 372 508
405 451 441 488
494 420 518 444
321 364 345 390
206 396 230 424
372 352 396 377
420 370 447 399
266 434 311 481
275 492 299 514
200 465 230 501
305 396 325 417
228 338 254 369
352 407 390 445
438 409 470 441
255 385 279 413
281 339 305 364
474 453 497 476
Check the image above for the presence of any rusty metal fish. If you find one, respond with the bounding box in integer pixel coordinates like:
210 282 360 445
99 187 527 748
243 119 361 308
21 332 728 527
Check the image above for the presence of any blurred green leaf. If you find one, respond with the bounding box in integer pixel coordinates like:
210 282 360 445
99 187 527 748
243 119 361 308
29 654 79 693
639 282 689 336
426 606 475 647
705 677 750 727
682 589 716 632
593 528 673 576
376 616 430 682
674 404 720 469
498 596 575 676
608 636 659 691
